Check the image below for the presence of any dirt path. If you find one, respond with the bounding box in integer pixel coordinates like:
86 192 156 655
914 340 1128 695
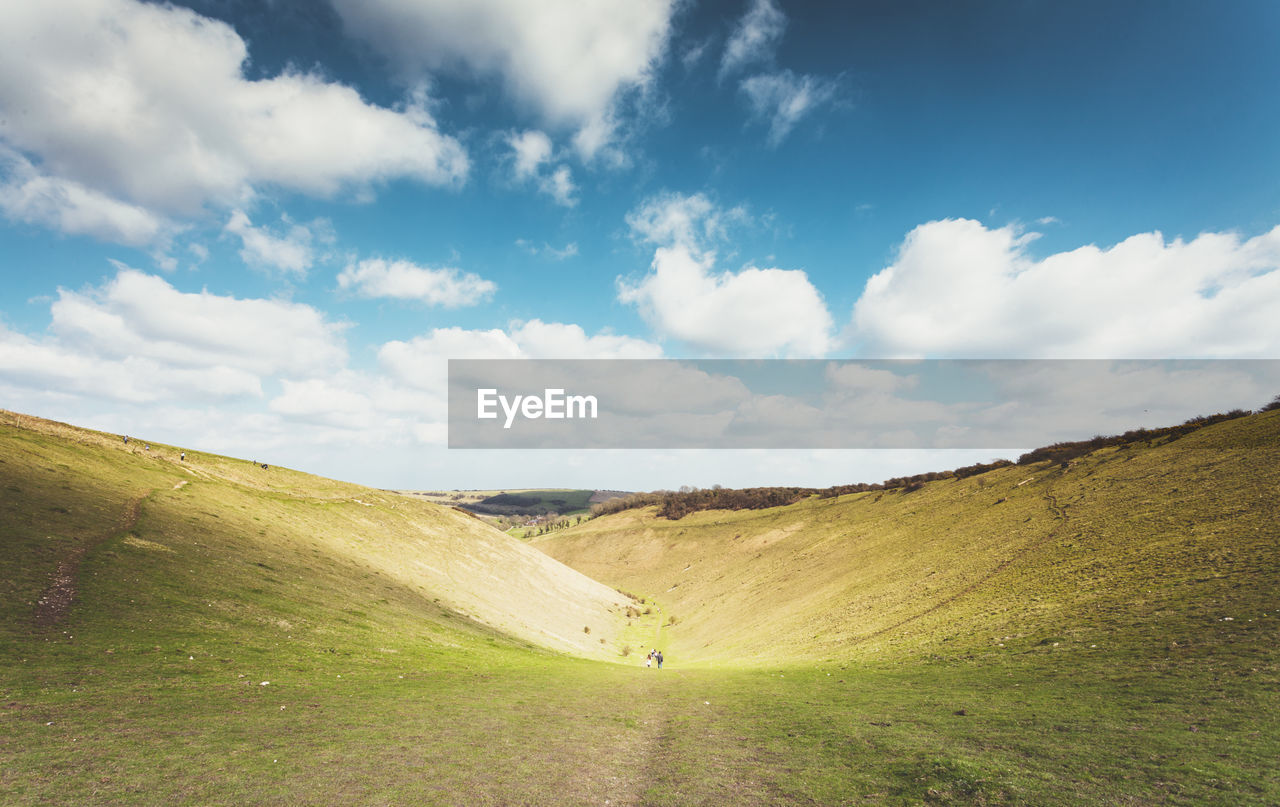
34 489 152 629
584 670 679 807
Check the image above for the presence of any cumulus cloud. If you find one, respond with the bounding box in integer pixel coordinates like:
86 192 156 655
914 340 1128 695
627 192 748 247
740 70 838 146
329 0 676 159
0 148 171 247
51 266 349 377
506 130 577 206
224 210 318 276
337 258 496 307
851 218 1280 358
382 320 662 381
0 0 467 243
620 192 833 357
719 0 787 79
372 319 660 437
0 265 349 409
512 319 666 360
0 322 261 403
509 130 554 180
379 321 663 419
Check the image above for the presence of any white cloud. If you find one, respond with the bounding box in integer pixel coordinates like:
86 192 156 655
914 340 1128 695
0 148 171 247
224 210 316 276
383 320 661 374
851 218 1280 358
337 258 496 307
620 245 834 357
626 191 746 247
740 70 838 146
511 319 665 359
379 321 663 416
505 130 578 206
0 322 261 403
52 266 347 377
516 239 579 260
269 376 378 431
541 165 577 207
0 0 467 242
329 0 676 159
681 40 710 72
508 130 553 180
620 192 833 357
0 267 670 481
720 0 787 79
0 266 350 408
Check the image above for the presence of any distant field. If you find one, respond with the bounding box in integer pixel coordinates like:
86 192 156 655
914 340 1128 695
3 409 1278 805
400 488 616 518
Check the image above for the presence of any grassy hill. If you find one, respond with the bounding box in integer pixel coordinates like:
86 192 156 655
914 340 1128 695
3 408 1278 805
0 412 631 663
536 409 1280 668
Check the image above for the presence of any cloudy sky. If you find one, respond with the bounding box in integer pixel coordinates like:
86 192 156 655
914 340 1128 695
2 0 1278 490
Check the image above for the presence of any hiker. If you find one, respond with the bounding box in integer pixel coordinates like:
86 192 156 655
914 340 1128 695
645 653 651 668
180 451 185 461
123 435 129 444
657 651 664 669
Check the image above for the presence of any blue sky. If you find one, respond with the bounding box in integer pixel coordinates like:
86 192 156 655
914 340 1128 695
2 0 1279 489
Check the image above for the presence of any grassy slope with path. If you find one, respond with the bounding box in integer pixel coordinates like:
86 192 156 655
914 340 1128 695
2 409 1278 805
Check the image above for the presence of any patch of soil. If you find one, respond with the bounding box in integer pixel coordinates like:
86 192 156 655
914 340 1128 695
34 491 150 629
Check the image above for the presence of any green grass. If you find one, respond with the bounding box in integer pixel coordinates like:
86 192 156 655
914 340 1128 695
536 411 1280 669
2 409 1278 804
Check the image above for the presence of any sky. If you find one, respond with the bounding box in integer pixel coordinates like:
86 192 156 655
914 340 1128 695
1 0 1279 490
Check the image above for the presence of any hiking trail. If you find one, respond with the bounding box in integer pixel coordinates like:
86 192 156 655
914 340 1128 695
34 489 153 629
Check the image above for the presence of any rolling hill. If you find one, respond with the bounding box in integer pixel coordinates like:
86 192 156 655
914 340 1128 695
0 410 632 664
535 409 1280 668
3 407 1278 805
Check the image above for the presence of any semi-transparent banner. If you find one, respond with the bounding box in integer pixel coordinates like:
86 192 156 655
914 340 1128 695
447 359 1280 449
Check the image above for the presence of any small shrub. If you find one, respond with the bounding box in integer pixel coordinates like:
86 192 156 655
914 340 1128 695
621 645 632 657
666 615 678 626
583 626 591 634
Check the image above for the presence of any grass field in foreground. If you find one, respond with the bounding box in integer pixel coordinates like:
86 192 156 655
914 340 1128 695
2 409 1278 804
5 647 1277 805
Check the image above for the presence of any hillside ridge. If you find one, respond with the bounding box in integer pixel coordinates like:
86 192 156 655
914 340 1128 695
1 409 631 662
536 408 1280 667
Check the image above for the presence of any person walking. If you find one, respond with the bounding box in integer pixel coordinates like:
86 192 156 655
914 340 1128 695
656 651 664 669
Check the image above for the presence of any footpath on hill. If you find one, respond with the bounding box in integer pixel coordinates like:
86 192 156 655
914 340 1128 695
33 488 153 629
